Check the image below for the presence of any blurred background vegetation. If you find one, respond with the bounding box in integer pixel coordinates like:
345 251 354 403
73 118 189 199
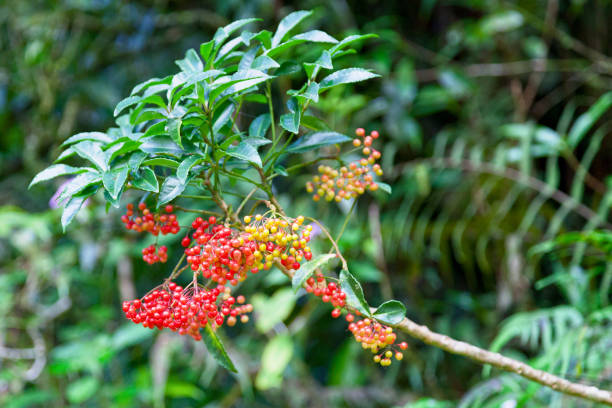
1 0 611 407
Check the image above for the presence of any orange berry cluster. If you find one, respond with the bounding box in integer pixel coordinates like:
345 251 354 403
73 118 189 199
306 128 383 202
346 315 408 366
305 272 346 313
121 203 180 235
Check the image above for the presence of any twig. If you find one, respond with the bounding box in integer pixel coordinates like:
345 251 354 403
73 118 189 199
305 216 348 271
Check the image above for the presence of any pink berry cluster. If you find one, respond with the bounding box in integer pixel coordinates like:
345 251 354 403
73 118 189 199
122 281 252 340
306 128 383 202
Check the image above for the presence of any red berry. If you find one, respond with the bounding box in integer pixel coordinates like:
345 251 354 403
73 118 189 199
165 205 173 213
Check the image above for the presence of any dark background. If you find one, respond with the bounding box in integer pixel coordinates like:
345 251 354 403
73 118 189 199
1 1 611 407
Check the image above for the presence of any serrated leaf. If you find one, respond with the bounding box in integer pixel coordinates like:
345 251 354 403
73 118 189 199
320 68 379 90
301 115 330 131
177 156 203 183
201 325 237 372
102 166 128 200
271 10 313 48
292 253 336 292
213 103 235 134
340 269 371 316
280 97 300 134
61 195 87 232
242 137 272 147
61 132 113 147
567 91 612 148
143 158 180 168
249 114 271 138
29 164 88 188
292 30 338 44
225 142 262 167
114 95 141 117
128 152 147 172
252 55 280 71
330 34 378 55
286 131 351 153
131 167 159 192
73 141 108 171
373 300 406 325
158 176 186 205
175 48 203 74
166 118 183 148
200 40 215 62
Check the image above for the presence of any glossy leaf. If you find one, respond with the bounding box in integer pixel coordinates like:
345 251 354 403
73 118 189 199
102 166 128 200
177 156 203 183
320 68 379 90
225 142 262 167
61 132 113 147
131 167 159 192
330 33 378 55
142 158 180 169
242 137 272 147
340 269 371 316
140 137 183 156
158 176 186 205
201 325 237 373
292 253 337 292
292 30 338 44
73 141 108 171
249 113 271 138
271 10 313 48
29 164 88 188
567 91 612 148
280 97 300 134
286 131 351 153
373 300 406 325
252 55 280 71
114 95 141 117
175 48 203 74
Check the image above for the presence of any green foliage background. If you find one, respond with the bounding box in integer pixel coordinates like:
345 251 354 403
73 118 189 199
1 1 611 407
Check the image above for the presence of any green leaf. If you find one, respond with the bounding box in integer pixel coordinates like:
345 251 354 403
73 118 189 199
225 142 262 167
201 325 237 372
158 176 186 205
479 10 524 35
377 182 392 194
292 30 338 44
567 91 612 148
128 151 147 172
61 132 113 147
271 10 313 48
301 115 330 131
287 131 351 153
373 300 406 325
102 166 128 200
199 40 215 62
252 29 272 49
130 76 173 95
175 48 203 74
302 82 319 103
166 118 183 148
142 157 180 168
61 195 87 232
292 253 337 292
114 95 141 117
57 172 102 203
238 46 259 71
213 18 261 50
280 97 300 134
242 137 272 147
73 141 108 171
320 68 379 90
252 55 280 71
249 113 271 138
255 334 294 390
140 137 183 156
66 376 98 404
330 34 378 55
29 164 88 188
340 269 371 316
177 156 203 183
131 167 159 192
252 288 296 333
213 103 235 134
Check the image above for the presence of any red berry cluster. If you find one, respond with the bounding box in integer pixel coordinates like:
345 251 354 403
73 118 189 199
142 244 168 264
121 203 180 235
306 128 383 202
305 272 346 315
122 281 252 340
182 216 261 287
